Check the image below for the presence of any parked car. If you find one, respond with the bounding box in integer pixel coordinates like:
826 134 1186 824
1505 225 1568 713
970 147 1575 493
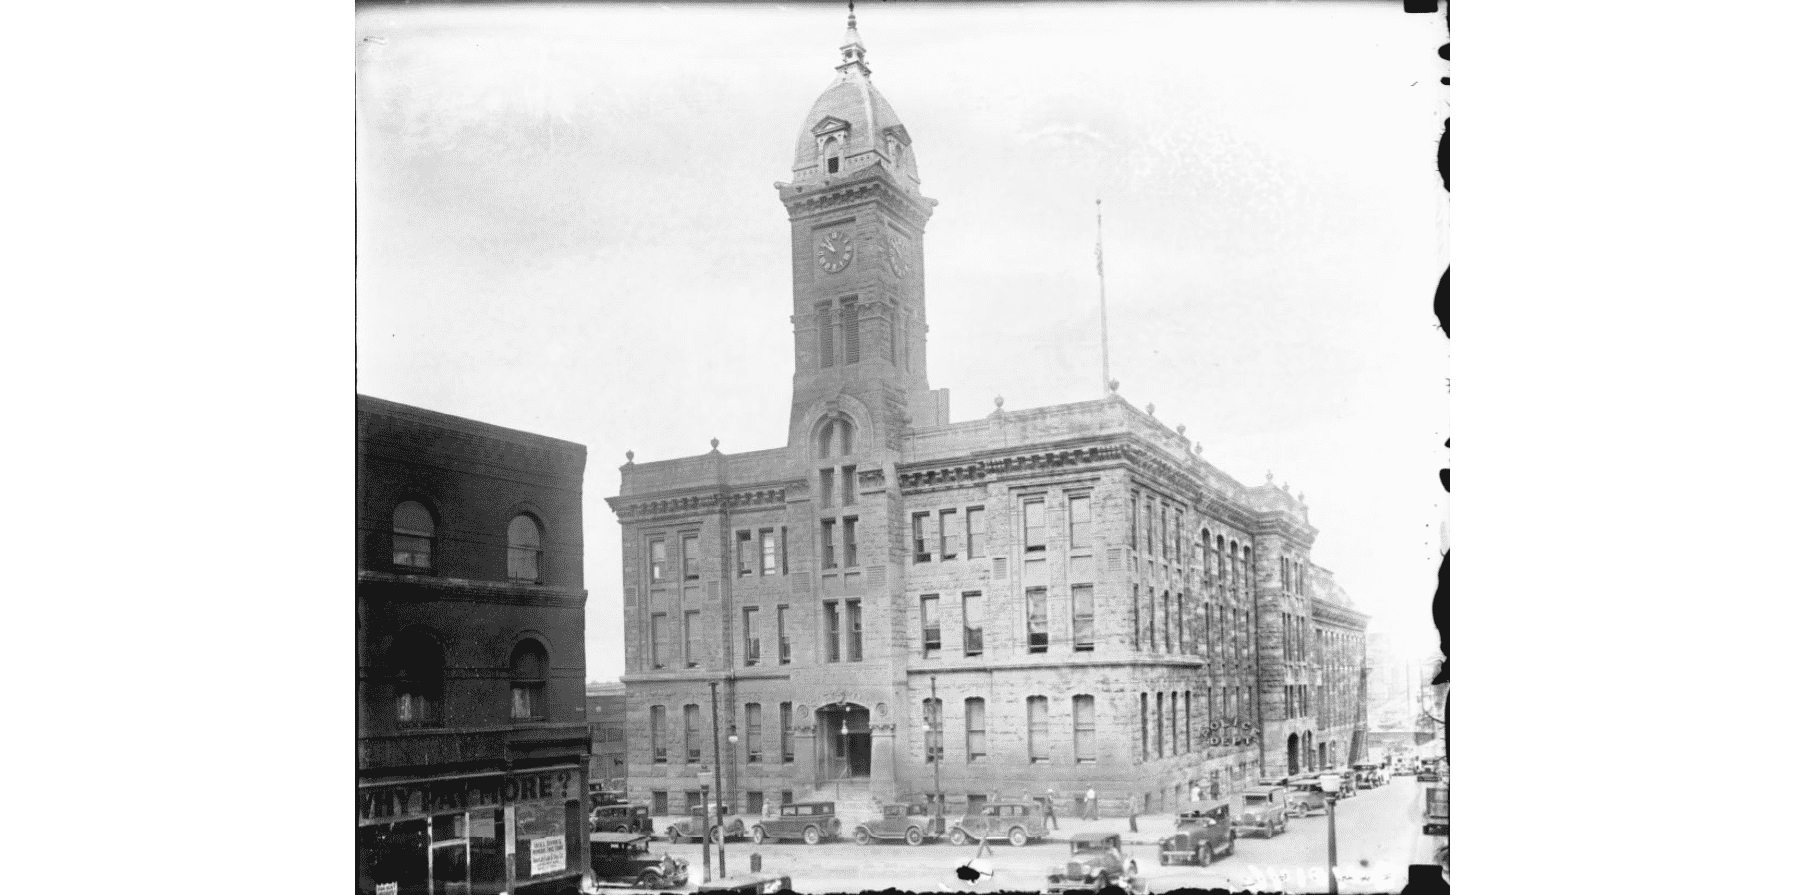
1393 757 1419 776
1284 778 1329 818
588 832 688 889
852 802 941 846
946 802 1048 847
749 801 840 845
1318 770 1357 797
1045 832 1140 894
1159 801 1235 866
591 803 652 834
665 805 746 843
696 872 793 895
1230 788 1288 839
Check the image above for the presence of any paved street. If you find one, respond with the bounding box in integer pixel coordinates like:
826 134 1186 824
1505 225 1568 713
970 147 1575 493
640 778 1434 893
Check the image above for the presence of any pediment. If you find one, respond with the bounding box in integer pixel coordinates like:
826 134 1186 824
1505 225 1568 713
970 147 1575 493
881 124 912 146
812 116 851 136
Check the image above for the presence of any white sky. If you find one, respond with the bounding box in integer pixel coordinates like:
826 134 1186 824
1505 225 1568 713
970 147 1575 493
354 0 1450 682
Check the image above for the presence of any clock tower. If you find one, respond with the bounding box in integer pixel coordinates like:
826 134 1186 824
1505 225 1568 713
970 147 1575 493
776 7 945 452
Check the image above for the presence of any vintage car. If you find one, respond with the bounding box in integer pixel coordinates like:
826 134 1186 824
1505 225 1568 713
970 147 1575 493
591 803 653 834
665 805 747 843
1351 761 1388 788
1045 832 1140 894
852 802 942 846
696 872 793 895
1158 801 1235 866
589 786 627 806
588 832 688 889
1253 775 1294 789
1230 787 1288 839
946 802 1049 847
1284 778 1329 818
749 801 840 845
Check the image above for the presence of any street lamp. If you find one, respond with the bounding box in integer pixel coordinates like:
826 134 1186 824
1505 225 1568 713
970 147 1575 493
1319 771 1343 895
926 674 942 829
696 770 714 885
837 718 850 800
709 682 727 881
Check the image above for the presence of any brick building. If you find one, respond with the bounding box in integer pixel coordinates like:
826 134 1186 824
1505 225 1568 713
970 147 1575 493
586 680 628 793
357 395 592 895
607 11 1365 818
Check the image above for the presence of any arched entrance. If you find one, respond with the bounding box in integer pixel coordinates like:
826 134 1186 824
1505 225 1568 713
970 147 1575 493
815 703 871 781
1286 733 1300 775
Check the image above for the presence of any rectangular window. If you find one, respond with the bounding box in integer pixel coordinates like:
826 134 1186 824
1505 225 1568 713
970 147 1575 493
781 526 790 574
965 698 986 761
1143 498 1155 554
1022 499 1046 552
1184 692 1192 752
1177 594 1187 653
962 592 984 656
1155 692 1165 758
747 791 764 816
843 517 858 567
1131 585 1141 650
1027 696 1049 763
737 530 753 577
780 702 795 762
821 520 837 569
684 704 701 763
651 791 669 815
817 301 834 368
1129 492 1138 552
1068 495 1091 549
842 296 861 364
682 535 700 581
819 469 835 509
650 539 667 582
743 607 761 666
683 610 701 668
685 790 701 813
1073 695 1096 762
745 703 763 763
921 595 941 656
1163 592 1172 652
1071 584 1095 651
966 507 986 556
1174 510 1185 568
846 599 863 662
1025 586 1048 653
761 530 777 576
912 512 931 563
842 465 857 506
824 601 841 662
650 706 667 763
777 605 791 664
1140 693 1149 761
650 613 668 669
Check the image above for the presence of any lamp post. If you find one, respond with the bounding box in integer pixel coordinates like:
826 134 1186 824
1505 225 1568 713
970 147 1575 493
710 682 727 880
1320 771 1342 895
837 717 850 800
927 675 942 827
696 774 713 885
726 724 738 877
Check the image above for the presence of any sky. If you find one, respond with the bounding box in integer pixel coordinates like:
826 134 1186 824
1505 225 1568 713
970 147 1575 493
354 0 1450 682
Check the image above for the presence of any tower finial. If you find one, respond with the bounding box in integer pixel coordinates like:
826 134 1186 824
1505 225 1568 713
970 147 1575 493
838 1 869 74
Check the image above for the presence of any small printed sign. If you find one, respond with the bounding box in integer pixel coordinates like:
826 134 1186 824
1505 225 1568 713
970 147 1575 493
529 836 566 875
376 884 397 895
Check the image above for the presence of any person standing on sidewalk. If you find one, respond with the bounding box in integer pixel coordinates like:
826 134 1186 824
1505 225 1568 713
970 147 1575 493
1044 788 1059 830
1128 795 1139 833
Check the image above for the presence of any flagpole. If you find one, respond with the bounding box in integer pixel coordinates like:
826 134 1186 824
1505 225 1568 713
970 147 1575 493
1096 198 1112 397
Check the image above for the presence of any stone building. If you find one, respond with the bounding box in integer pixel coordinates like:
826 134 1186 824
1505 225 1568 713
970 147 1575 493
357 395 592 895
587 680 629 793
607 11 1364 817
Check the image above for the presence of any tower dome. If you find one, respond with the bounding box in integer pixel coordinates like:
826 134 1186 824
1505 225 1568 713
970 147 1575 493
790 5 920 189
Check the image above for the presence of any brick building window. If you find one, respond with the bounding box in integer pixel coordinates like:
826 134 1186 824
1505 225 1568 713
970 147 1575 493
923 698 944 762
1071 584 1094 651
747 791 764 816
921 595 941 656
682 534 700 581
824 601 842 662
1140 693 1149 761
509 640 547 721
507 514 542 582
777 606 791 664
1072 695 1096 762
1027 696 1049 763
1131 584 1141 650
821 520 837 569
1155 692 1164 758
684 704 702 763
966 507 986 556
965 698 986 761
745 703 763 763
842 465 857 506
843 517 858 566
962 592 984 656
912 512 932 563
650 613 668 669
683 611 701 668
940 509 960 560
780 702 795 762
685 790 702 813
761 529 777 575
650 706 667 763
841 296 860 363
846 600 863 661
738 530 754 576
649 538 667 582
819 469 835 509
390 629 443 728
391 501 435 570
743 607 761 666
1176 594 1186 653
1022 499 1046 552
817 301 835 368
1025 586 1048 653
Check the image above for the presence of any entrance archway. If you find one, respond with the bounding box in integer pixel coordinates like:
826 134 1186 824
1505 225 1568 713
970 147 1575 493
815 703 872 781
1286 733 1300 775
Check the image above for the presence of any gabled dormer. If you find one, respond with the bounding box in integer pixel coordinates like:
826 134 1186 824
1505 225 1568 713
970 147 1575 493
813 116 852 175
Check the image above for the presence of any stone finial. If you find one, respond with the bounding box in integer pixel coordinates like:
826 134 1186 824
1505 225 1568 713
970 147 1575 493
1266 470 1274 484
1298 491 1306 502
1108 379 1120 393
1177 424 1187 436
710 437 721 452
1283 481 1291 493
994 395 1005 409
625 450 635 463
1146 403 1155 416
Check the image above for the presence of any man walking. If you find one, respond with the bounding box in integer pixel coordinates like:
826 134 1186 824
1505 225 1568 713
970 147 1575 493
1044 788 1059 830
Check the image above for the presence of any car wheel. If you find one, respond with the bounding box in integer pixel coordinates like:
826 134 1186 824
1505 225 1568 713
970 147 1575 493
905 827 924 847
1159 853 1170 866
750 825 766 844
710 826 724 844
852 827 872 845
1198 844 1213 867
1223 835 1235 857
637 871 662 888
804 826 822 845
1008 827 1028 848
947 827 968 846
1268 822 1278 838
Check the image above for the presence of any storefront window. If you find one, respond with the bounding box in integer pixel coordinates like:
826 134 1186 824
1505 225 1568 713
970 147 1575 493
512 801 570 881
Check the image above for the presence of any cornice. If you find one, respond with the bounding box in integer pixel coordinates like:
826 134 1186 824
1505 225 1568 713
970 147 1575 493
608 482 803 524
356 572 588 609
779 167 935 230
897 443 1122 494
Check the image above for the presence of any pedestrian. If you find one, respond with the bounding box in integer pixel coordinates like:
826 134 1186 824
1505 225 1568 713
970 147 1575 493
1210 776 1221 801
1045 788 1059 830
1128 795 1139 834
1190 783 1202 803
1085 786 1098 820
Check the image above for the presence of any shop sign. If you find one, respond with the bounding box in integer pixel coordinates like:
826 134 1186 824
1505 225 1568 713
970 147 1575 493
376 885 397 895
358 769 577 825
529 836 566 876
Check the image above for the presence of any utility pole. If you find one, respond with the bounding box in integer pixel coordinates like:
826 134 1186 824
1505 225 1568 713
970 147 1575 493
710 681 727 879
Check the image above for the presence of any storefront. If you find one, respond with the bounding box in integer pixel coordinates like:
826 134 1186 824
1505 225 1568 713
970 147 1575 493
358 765 588 895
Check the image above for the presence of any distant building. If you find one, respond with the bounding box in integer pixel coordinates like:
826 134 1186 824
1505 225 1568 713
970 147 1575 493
587 681 628 792
357 395 591 895
606 11 1365 818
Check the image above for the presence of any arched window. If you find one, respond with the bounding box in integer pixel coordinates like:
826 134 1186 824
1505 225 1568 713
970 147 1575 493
822 135 843 174
509 640 548 721
390 629 444 728
392 501 435 569
507 514 542 582
815 416 855 459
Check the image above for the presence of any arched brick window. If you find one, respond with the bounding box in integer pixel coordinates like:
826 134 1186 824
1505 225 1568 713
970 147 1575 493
390 629 444 728
509 640 548 721
392 500 435 569
507 514 542 582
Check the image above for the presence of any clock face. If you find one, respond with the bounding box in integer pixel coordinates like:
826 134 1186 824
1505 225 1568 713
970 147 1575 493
816 231 854 273
883 232 912 277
